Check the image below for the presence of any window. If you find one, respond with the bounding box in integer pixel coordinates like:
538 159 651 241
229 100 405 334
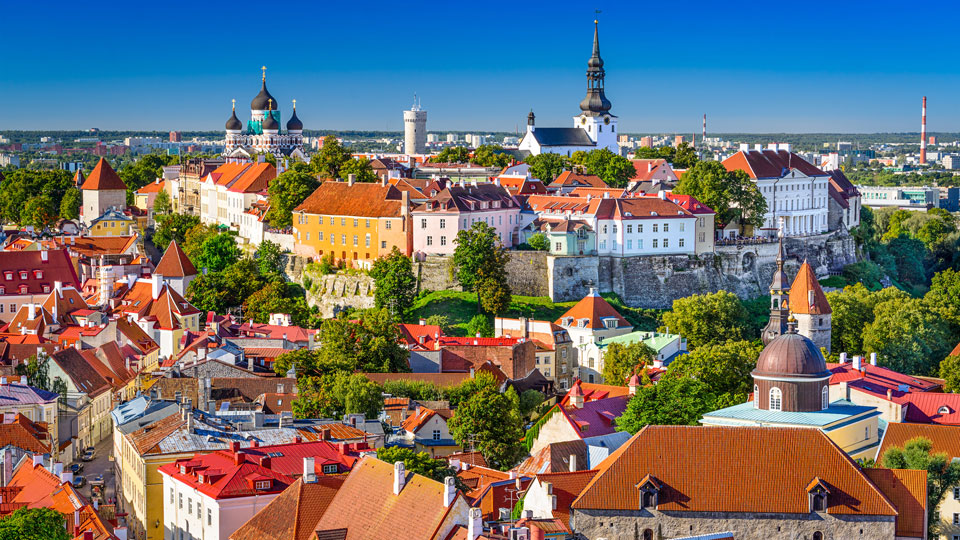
663 223 669 232
353 219 358 227
421 219 427 229
813 532 823 540
385 220 392 230
330 234 335 245
679 223 685 232
678 238 685 247
381 241 387 249
323 464 338 474
626 225 632 234
366 219 371 228
652 239 658 248
426 236 433 246
812 494 826 512
440 236 447 246
439 219 446 229
954 513 959 525
432 429 441 440
754 385 759 408
341 218 346 226
627 240 632 250
555 242 562 251
954 487 960 500
822 386 829 410
305 232 310 241
365 234 371 248
207 509 212 526
652 224 659 233
602 225 607 234
769 387 782 411
318 216 323 225
638 224 643 233
255 480 271 490
663 239 669 248
318 232 323 241
178 493 182 509
865 426 870 440
170 488 174 504
341 234 346 245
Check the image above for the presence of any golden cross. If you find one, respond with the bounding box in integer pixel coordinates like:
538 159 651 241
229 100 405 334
292 99 296 110
231 98 236 111
261 66 267 81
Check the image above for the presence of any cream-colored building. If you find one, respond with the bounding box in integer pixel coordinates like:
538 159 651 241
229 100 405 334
552 290 633 384
50 348 114 449
495 317 575 390
81 158 127 226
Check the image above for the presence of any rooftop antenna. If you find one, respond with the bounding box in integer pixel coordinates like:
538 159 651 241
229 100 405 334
412 93 420 112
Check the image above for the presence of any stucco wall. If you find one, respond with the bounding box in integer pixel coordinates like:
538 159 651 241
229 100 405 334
529 409 579 455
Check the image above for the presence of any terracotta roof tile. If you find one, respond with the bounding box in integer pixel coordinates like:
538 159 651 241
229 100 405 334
532 469 598 528
0 414 51 454
51 348 111 398
723 150 827 180
550 172 608 188
294 182 407 218
230 476 345 540
0 249 81 298
878 422 960 462
788 261 831 315
862 468 927 538
136 179 165 194
554 290 630 331
81 158 127 190
572 426 897 516
155 240 196 278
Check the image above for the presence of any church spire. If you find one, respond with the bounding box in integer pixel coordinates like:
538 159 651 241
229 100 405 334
762 219 791 345
579 19 612 116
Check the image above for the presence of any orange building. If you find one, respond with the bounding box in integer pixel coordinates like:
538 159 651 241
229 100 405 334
292 179 412 268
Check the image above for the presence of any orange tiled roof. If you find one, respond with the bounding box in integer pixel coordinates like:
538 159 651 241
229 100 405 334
862 468 927 538
81 158 127 191
294 182 407 218
0 414 51 454
789 261 831 315
50 235 139 257
229 162 277 194
572 425 897 516
137 179 165 194
532 469 598 529
550 172 608 188
554 290 630 331
155 240 196 278
878 422 960 462
230 476 345 540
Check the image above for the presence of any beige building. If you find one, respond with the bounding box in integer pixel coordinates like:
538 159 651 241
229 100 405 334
50 348 113 449
81 158 127 226
495 317 575 390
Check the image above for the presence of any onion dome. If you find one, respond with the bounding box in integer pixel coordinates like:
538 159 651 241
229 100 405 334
579 20 612 115
250 66 277 111
262 99 279 131
527 110 535 126
753 331 830 379
225 99 242 131
287 100 303 131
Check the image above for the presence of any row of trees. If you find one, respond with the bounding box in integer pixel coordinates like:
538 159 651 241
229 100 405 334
0 168 79 229
524 148 634 187
429 145 514 168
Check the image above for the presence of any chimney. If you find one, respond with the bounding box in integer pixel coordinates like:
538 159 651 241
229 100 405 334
348 174 356 186
647 162 653 172
443 476 456 507
2 449 11 487
853 355 862 370
887 388 893 400
229 441 240 452
186 412 194 432
259 455 271 468
54 281 62 295
114 527 128 540
27 304 36 321
839 352 847 364
31 454 43 468
234 451 244 465
303 457 316 483
658 190 667 200
419 318 426 326
393 461 406 495
151 273 163 300
569 454 577 472
870 352 877 366
40 250 48 263
320 427 331 441
468 507 483 540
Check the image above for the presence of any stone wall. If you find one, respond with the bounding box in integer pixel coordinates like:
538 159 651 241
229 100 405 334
265 231 295 252
302 270 376 318
572 508 895 540
416 256 459 293
503 251 550 297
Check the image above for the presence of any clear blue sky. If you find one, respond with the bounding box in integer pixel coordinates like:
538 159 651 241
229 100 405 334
4 0 959 133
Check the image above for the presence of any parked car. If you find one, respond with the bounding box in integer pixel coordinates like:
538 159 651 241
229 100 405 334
81 450 95 462
69 463 82 474
72 475 85 488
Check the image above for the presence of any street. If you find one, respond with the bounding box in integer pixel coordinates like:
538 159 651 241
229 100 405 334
72 437 116 505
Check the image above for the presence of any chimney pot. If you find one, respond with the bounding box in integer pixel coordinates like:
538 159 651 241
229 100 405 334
870 352 877 366
393 461 406 495
443 476 456 507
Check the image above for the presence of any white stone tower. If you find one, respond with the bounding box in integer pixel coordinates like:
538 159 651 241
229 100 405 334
403 95 427 155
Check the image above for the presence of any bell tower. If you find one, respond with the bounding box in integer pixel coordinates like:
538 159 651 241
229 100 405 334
574 19 618 153
762 220 790 345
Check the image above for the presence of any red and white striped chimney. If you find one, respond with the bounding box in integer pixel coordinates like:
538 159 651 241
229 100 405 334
702 114 707 143
920 96 927 165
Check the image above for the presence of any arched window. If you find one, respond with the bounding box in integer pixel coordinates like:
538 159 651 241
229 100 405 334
813 531 823 540
754 385 759 408
938 406 951 415
769 387 782 411
643 530 653 540
822 386 829 410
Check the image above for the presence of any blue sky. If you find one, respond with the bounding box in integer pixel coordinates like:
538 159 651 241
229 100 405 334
3 0 959 133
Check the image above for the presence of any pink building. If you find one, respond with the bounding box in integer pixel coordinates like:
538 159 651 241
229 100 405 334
412 181 521 255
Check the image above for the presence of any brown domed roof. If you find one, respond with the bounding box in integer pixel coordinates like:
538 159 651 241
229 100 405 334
753 332 830 379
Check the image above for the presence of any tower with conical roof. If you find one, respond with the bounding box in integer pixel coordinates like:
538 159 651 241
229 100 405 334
80 158 127 226
573 20 619 154
762 223 790 345
788 260 833 352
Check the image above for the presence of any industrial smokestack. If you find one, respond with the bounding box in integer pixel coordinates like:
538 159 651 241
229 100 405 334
920 96 927 165
702 114 707 143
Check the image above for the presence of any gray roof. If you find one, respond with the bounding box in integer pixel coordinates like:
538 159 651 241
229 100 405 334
530 128 596 147
0 382 59 406
112 397 181 435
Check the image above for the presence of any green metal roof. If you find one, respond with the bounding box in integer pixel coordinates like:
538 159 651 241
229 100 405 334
700 399 879 428
597 330 679 353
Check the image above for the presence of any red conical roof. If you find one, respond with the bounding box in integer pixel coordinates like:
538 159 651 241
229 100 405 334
788 260 831 315
81 158 127 191
155 240 197 278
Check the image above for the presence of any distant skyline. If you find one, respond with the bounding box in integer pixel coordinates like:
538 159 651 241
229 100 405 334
4 1 960 134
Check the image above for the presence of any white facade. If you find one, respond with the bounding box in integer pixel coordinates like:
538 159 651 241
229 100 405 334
595 214 696 256
756 169 830 236
199 175 266 232
161 471 279 540
404 104 427 156
561 324 633 384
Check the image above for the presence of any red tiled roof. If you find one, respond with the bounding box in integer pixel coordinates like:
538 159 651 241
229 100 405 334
827 361 939 401
0 414 51 454
949 341 960 358
862 468 927 539
155 240 196 278
81 158 127 190
900 393 960 424
136 179 165 194
437 336 520 347
294 182 407 218
569 187 625 198
533 470 598 527
0 249 81 298
397 323 443 350
630 159 676 182
229 163 277 193
572 425 897 516
50 348 111 398
235 321 315 343
561 396 628 438
554 290 630 331
878 422 960 462
722 150 827 180
550 172 608 188
788 261 831 315
660 193 715 215
230 476 345 540
49 235 139 258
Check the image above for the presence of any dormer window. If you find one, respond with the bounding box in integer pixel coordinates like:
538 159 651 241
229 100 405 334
806 478 830 513
3 273 10 281
938 406 952 415
254 480 271 490
33 271 42 279
636 474 661 510
18 272 27 280
18 285 27 294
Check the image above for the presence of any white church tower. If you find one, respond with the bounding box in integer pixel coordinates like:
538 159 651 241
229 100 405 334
404 96 427 155
574 19 619 153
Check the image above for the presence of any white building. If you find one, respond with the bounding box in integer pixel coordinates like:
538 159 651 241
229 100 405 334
519 21 620 157
404 98 427 155
199 162 276 233
552 289 634 384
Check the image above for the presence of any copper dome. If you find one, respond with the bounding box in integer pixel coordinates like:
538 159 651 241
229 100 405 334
752 332 830 379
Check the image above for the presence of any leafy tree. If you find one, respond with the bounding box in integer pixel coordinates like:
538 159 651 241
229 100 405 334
195 233 242 273
665 340 760 407
472 145 512 168
370 247 418 321
0 168 73 225
453 222 510 312
375 447 468 491
466 314 493 338
863 297 951 375
446 372 500 408
14 354 52 391
939 354 960 393
20 194 57 230
525 153 569 182
59 187 81 220
153 213 201 251
448 386 525 470
330 372 384 418
186 259 269 314
827 284 908 354
660 290 749 349
312 136 352 178
255 240 286 276
518 389 545 418
425 314 452 333
182 223 219 264
0 507 70 540
430 146 471 164
616 377 715 434
725 169 767 233
671 141 699 168
266 167 320 228
477 269 511 316
674 161 766 234
340 157 379 183
925 269 960 330
601 341 655 385
582 148 634 188
118 153 178 202
882 436 960 539
291 375 337 419
152 188 172 216
886 235 928 287
242 281 311 326
526 233 549 251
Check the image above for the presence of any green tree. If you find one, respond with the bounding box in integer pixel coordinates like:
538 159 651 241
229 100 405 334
477 259 512 316
370 247 418 321
660 290 749 349
827 284 909 354
881 436 960 539
14 354 52 391
152 189 172 216
255 240 286 276
186 259 268 315
601 341 655 385
674 161 766 234
671 141 700 168
375 447 468 491
330 373 384 418
582 148 634 188
466 314 494 338
0 507 70 540
665 340 760 407
939 354 960 393
266 167 320 228
448 386 525 470
340 157 379 183
153 213 201 251
926 269 960 330
863 297 951 375
525 153 569 182
291 375 337 419
59 187 81 220
312 136 352 178
526 233 549 251
424 314 452 334
452 222 510 312
518 389 545 418
430 146 471 164
0 169 73 225
472 145 512 168
195 233 242 273
242 281 311 326
20 194 57 230
725 169 767 233
446 372 500 408
616 377 715 434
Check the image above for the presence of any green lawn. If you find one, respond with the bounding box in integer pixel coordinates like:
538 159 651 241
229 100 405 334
411 290 661 336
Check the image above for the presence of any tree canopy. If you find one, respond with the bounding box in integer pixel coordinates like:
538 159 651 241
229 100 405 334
673 160 766 233
266 165 320 228
194 232 242 273
153 213 201 251
375 447 468 491
429 146 471 164
601 341 655 385
616 376 715 434
862 297 951 375
452 222 511 314
471 145 512 168
448 385 525 470
0 507 70 540
525 152 568 182
370 247 418 321
881 436 960 538
312 136 352 178
660 290 751 349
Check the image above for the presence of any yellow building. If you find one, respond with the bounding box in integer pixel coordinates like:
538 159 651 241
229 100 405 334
292 179 412 269
88 207 137 237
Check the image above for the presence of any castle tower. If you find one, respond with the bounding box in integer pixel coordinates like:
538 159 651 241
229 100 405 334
81 158 127 226
762 226 790 345
573 19 618 153
404 96 427 155
788 260 833 352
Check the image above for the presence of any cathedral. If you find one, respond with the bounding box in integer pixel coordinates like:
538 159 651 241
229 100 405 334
519 20 620 157
224 67 305 161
